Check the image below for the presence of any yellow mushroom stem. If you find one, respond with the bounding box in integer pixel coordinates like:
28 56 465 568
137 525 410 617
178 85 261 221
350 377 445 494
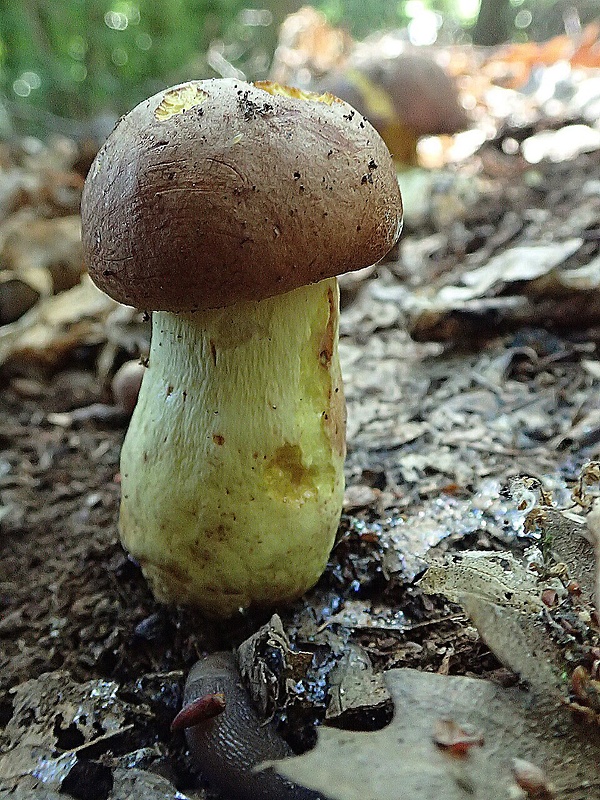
119 277 346 617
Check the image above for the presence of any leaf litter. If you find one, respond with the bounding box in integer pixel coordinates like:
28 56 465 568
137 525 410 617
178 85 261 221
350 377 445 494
4 36 600 800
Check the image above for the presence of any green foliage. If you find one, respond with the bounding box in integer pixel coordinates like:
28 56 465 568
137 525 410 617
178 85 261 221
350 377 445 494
0 0 251 123
317 0 408 36
315 0 477 41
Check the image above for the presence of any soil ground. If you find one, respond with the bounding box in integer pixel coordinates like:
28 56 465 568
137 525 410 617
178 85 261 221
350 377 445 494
3 102 600 798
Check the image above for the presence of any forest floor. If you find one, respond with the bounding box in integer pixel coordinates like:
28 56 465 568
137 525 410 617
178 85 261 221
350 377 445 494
3 60 600 800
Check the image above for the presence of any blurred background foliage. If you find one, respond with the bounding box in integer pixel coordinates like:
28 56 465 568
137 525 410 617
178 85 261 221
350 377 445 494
1 0 600 130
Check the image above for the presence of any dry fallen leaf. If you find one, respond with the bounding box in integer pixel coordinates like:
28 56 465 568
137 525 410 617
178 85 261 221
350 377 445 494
0 275 119 374
272 668 600 800
0 670 131 791
326 642 392 727
418 549 575 698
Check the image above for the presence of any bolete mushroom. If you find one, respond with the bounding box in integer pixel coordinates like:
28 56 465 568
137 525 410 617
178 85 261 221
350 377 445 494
81 79 402 617
318 55 469 165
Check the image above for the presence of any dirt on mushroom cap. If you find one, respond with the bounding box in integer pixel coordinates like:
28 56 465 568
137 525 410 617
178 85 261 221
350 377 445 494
81 78 403 312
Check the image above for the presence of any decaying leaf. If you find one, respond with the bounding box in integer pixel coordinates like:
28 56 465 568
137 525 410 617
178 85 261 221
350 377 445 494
378 237 600 341
320 599 407 632
436 239 584 304
326 643 392 728
3 767 186 800
526 506 595 604
237 614 313 721
0 213 83 293
379 489 534 582
419 550 546 614
0 670 133 792
418 486 600 708
272 668 600 800
0 275 119 374
418 549 583 698
0 669 185 800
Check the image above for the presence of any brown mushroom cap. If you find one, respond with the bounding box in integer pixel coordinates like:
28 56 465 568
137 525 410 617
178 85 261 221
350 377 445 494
377 55 469 136
81 79 403 312
319 55 469 138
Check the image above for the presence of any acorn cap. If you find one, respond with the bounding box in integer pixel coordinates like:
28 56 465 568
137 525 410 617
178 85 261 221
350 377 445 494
81 79 403 312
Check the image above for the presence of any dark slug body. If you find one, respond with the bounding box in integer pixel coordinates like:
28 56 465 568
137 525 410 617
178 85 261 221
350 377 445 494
184 652 322 800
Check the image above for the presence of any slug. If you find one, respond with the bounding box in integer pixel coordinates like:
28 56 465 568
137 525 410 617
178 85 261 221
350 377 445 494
181 651 322 800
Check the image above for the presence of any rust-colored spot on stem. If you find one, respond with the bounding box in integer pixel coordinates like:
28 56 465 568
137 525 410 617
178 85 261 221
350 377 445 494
318 287 335 367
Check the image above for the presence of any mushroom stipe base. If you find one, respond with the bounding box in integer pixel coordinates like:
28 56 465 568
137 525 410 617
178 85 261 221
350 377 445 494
119 278 345 618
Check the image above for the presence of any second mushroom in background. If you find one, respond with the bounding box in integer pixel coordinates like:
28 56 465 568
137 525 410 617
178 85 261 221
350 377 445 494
317 54 469 166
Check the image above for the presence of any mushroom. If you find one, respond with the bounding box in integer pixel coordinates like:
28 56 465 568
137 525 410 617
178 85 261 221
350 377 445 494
318 55 469 165
81 79 402 617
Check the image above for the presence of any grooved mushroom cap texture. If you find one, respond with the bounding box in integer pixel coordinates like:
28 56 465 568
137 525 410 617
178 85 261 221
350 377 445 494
81 78 403 312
